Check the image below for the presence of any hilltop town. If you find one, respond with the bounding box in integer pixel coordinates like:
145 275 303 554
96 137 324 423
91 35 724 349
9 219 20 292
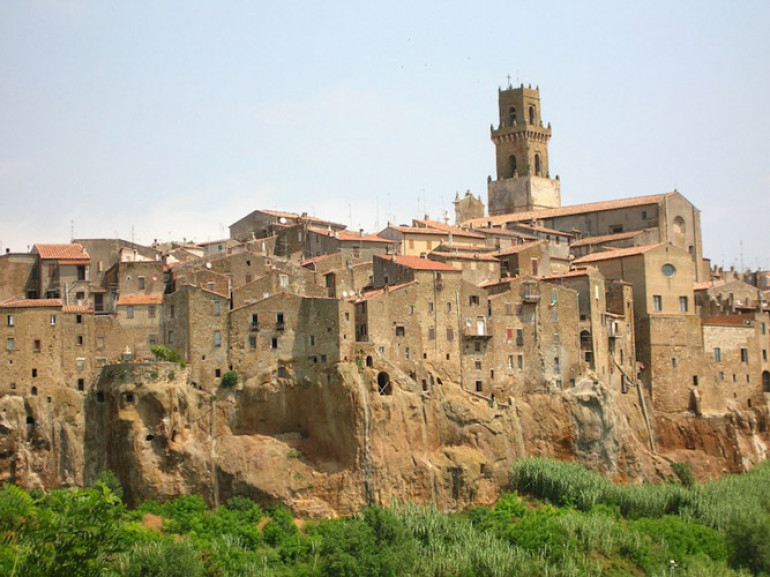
1 84 768 513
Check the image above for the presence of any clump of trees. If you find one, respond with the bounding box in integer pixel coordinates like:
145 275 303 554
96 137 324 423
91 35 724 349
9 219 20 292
1 459 769 576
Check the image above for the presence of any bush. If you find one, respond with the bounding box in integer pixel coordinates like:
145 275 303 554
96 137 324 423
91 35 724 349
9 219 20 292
150 345 183 364
672 462 696 488
220 370 239 389
94 469 124 500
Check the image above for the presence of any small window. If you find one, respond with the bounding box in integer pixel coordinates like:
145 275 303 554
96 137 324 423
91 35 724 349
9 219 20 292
653 295 662 312
138 276 146 290
213 301 221 316
672 357 678 368
714 348 722 362
32 368 38 378
126 306 134 319
741 348 748 363
76 314 82 324
76 335 83 346
214 331 222 347
679 296 689 312
475 381 483 392
469 295 480 306
6 315 14 327
169 305 176 319
277 366 287 378
428 328 436 340
271 337 278 349
446 302 452 313
309 335 316 347
516 329 524 346
168 330 175 344
405 347 411 360
507 355 514 369
661 263 676 277
395 326 405 337
446 328 454 341
77 358 84 371
215 368 222 378
50 314 57 325
77 265 86 281
517 355 523 370
428 302 434 314
475 360 482 370
249 335 257 349
148 334 157 346
97 336 104 349
33 339 41 352
6 338 14 351
148 305 156 318
279 274 289 287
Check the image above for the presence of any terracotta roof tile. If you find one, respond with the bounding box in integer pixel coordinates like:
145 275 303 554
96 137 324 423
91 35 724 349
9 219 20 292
571 230 645 247
0 298 63 309
375 254 460 272
543 268 599 280
471 226 538 240
307 226 393 243
463 192 676 227
33 243 90 261
350 281 417 302
384 225 484 239
117 294 164 306
494 240 543 257
63 305 94 313
572 243 664 265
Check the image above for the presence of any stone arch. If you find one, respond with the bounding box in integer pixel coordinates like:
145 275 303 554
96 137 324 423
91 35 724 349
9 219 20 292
30 386 38 397
509 155 517 177
377 371 392 395
763 370 770 393
366 355 373 368
673 216 686 235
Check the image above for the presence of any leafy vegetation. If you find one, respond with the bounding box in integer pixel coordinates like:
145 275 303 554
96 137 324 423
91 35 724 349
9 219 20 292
220 370 239 389
150 345 183 364
1 460 769 575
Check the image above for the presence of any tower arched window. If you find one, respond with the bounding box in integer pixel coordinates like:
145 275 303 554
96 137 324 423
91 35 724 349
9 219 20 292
534 154 541 176
509 155 517 177
529 105 536 125
508 107 516 126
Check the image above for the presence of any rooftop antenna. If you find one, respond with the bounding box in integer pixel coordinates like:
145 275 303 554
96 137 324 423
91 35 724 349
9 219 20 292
348 203 353 229
506 74 512 89
375 195 380 230
70 219 74 242
131 225 135 245
740 240 744 272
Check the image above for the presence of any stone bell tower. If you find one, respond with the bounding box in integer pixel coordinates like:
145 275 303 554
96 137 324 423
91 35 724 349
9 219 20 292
487 83 561 216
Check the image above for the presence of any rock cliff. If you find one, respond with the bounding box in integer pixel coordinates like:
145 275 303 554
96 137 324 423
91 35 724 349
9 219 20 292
0 361 767 516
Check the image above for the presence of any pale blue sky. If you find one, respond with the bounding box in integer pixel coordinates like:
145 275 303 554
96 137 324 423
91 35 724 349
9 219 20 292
2 1 769 268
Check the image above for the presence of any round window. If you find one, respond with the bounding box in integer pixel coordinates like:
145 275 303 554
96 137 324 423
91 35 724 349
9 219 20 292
662 263 676 277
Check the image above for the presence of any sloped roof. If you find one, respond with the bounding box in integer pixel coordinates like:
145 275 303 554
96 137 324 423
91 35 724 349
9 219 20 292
117 294 164 306
0 298 62 309
494 240 543 257
350 281 417 302
463 192 676 227
572 243 664 265
571 229 646 247
513 222 574 237
307 226 393 243
383 225 484 239
33 243 90 261
375 254 460 272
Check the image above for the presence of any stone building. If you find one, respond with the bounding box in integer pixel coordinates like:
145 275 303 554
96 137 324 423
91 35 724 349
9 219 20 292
427 245 500 286
573 243 702 412
305 226 395 259
229 209 346 243
453 190 484 224
231 267 326 309
0 251 37 301
379 223 485 256
0 299 97 396
164 284 230 388
32 244 91 302
694 278 765 317
494 240 550 278
487 84 561 216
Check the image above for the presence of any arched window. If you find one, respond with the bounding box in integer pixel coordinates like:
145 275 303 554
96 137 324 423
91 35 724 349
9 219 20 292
377 371 392 395
529 105 536 124
508 106 516 125
509 155 517 177
534 154 541 176
673 216 686 235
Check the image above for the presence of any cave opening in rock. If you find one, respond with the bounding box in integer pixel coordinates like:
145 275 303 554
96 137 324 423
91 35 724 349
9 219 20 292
377 371 392 395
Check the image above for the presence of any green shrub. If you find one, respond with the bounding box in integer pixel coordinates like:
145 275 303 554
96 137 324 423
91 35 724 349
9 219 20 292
220 370 239 389
672 461 696 488
150 345 183 364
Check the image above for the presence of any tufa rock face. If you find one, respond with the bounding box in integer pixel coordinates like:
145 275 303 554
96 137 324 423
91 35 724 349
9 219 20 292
0 361 768 515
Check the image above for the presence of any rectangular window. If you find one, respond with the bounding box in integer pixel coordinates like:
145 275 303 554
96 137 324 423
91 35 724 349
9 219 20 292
76 358 84 371
75 291 85 300
505 303 513 315
50 314 57 325
276 312 285 327
469 295 480 306
6 338 14 351
446 302 452 313
148 305 156 318
653 295 662 312
428 328 436 340
408 306 414 315
517 355 523 370
475 381 483 392
763 323 767 336
76 335 83 346
137 276 146 290
446 328 454 341
126 306 134 319
6 315 13 327
474 341 481 352
679 296 689 312
169 305 175 319
475 360 482 370
672 357 677 368
741 348 748 363
763 349 768 362
271 337 278 349
96 336 104 349
213 301 221 316
405 347 411 360
33 339 41 352
719 371 724 381
32 368 37 377
714 347 722 362
395 326 405 337
279 274 289 287
310 335 316 347
516 329 524 346
507 328 513 339
214 331 222 347
508 354 514 369
76 314 83 324
428 302 434 314
249 335 257 350
168 330 174 344
148 335 157 346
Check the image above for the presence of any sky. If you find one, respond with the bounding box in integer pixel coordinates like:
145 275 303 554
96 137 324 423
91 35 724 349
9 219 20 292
1 1 769 269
